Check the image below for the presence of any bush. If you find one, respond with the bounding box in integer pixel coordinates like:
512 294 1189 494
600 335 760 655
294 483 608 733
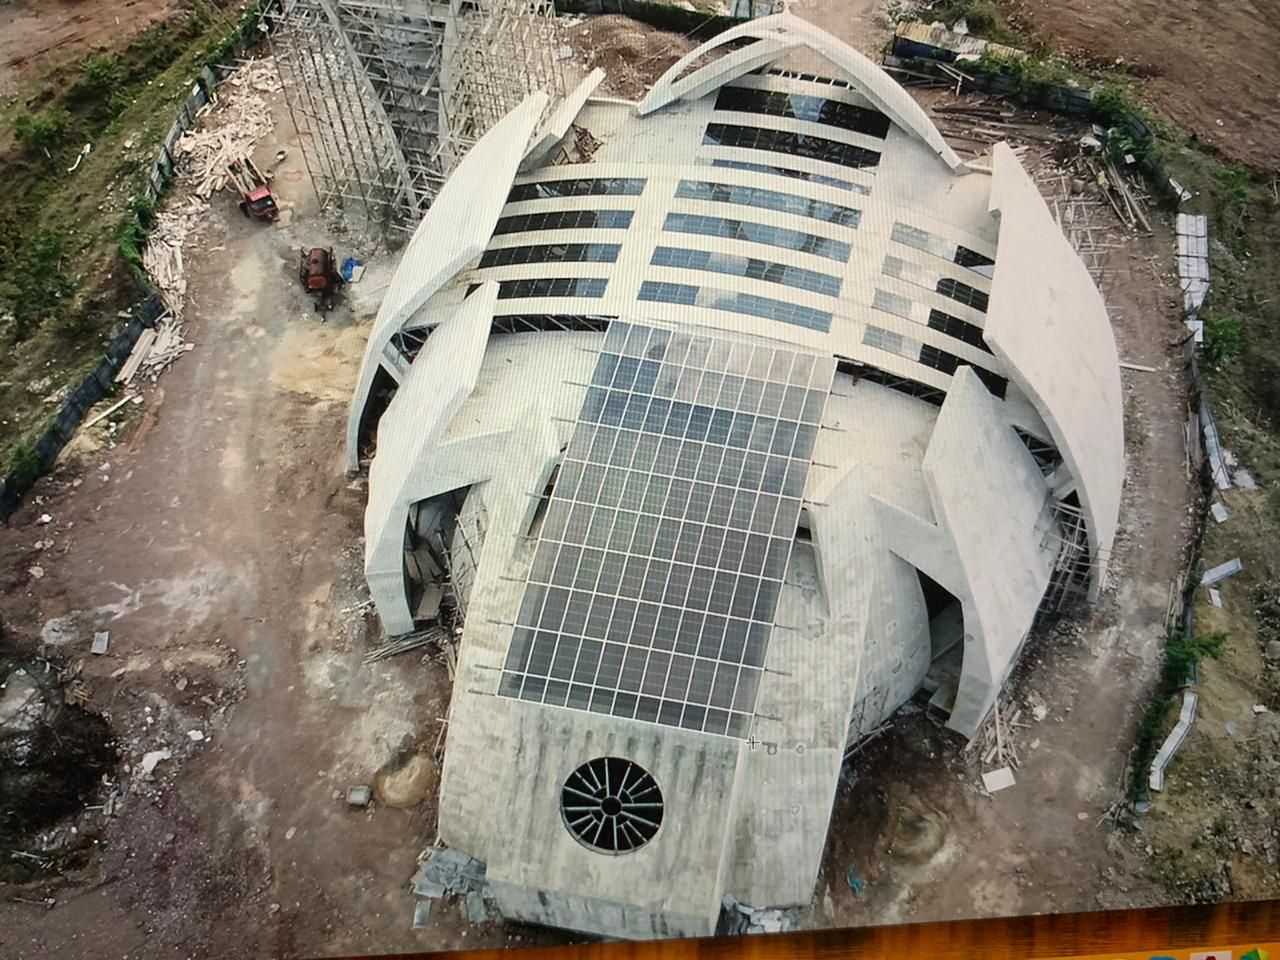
5 230 76 341
118 218 148 272
1163 629 1226 686
1202 313 1242 367
7 443 45 491
129 194 158 229
1090 84 1135 128
13 109 71 157
81 53 124 90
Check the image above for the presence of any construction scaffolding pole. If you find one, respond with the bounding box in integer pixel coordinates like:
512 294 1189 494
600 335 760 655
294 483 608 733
267 0 565 241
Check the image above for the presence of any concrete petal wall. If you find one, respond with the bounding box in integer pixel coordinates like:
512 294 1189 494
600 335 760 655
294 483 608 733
922 367 1058 734
345 91 549 470
363 282 499 633
985 142 1124 593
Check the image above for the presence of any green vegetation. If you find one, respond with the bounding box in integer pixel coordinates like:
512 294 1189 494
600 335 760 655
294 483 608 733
204 1 270 71
4 230 76 342
1165 629 1226 684
1131 627 1227 795
13 108 71 157
1202 312 1242 368
0 2 263 490
7 443 46 492
80 53 124 91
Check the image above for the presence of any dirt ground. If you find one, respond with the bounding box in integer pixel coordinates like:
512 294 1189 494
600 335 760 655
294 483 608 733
806 87 1199 927
0 5 1256 958
998 0 1280 172
0 0 177 98
0 87 537 958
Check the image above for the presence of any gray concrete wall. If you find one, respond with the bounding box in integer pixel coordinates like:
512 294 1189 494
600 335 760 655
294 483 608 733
485 705 737 939
985 142 1124 592
922 367 1058 734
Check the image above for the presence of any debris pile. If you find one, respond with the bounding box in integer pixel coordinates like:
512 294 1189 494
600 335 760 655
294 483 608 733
409 845 491 927
967 698 1028 774
718 894 799 935
566 16 693 100
128 58 279 387
142 195 207 318
115 314 194 385
174 60 280 199
363 624 451 664
411 846 487 899
928 100 1046 159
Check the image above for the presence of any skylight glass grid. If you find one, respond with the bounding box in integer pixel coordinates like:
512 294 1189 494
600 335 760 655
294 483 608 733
498 321 835 738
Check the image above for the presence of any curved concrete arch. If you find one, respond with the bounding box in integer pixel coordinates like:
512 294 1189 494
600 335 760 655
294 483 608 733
984 143 1124 596
344 90 549 470
638 36 799 116
638 12 966 172
521 68 606 173
363 280 500 633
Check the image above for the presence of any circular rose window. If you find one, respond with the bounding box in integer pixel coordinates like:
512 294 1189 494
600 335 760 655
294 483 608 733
560 757 663 854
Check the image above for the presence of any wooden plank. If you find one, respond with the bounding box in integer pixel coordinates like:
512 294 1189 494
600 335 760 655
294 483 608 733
115 329 157 384
83 394 140 429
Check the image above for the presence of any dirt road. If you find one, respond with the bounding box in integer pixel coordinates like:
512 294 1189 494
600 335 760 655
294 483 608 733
0 0 176 98
1000 0 1280 172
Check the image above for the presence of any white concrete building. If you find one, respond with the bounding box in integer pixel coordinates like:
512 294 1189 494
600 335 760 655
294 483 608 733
346 14 1123 940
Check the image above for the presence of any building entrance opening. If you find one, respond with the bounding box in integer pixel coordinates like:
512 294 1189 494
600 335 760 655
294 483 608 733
917 569 964 721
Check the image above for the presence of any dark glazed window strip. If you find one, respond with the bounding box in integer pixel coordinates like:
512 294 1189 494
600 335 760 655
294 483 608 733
704 122 881 170
507 178 646 201
664 212 851 263
650 246 842 297
676 179 861 226
494 209 634 234
714 86 891 139
479 243 621 267
497 277 608 299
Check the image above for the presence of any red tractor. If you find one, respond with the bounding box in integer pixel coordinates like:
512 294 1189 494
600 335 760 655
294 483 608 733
299 247 344 312
227 156 279 222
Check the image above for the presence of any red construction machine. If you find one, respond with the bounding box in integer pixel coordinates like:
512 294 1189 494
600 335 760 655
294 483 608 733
227 156 279 222
299 247 344 312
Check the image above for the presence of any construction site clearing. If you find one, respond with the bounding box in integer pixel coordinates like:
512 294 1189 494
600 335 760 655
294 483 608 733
0 2 1277 958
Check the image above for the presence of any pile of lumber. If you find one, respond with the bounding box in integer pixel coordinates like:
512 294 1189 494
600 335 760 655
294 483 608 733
115 315 193 385
175 59 278 199
364 624 451 664
143 194 207 317
929 101 1048 158
966 700 1029 770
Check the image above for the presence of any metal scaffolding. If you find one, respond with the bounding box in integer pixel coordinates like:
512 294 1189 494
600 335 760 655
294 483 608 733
267 0 566 240
1036 496 1104 617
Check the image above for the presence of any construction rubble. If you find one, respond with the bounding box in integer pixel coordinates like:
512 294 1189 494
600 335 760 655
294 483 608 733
176 60 281 200
718 894 799 936
410 846 491 927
